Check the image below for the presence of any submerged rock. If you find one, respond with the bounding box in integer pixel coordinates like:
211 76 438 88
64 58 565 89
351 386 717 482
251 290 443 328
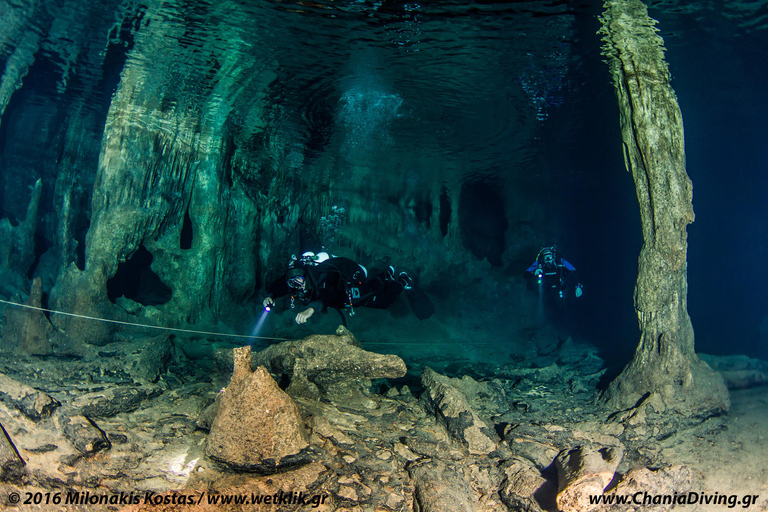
252 325 407 401
699 353 768 389
409 460 478 512
124 334 175 383
499 456 555 512
420 367 498 455
205 345 312 473
70 385 164 418
0 178 41 277
1 277 58 355
60 414 111 456
600 465 700 512
555 444 624 512
0 372 61 421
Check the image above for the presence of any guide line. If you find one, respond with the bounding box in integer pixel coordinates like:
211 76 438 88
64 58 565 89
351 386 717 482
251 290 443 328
0 298 288 341
0 297 500 346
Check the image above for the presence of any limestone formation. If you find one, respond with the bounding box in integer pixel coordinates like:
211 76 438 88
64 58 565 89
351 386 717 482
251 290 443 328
0 19 40 127
499 456 554 512
600 465 701 512
252 325 407 401
0 372 60 421
130 334 175 383
205 345 312 473
409 460 479 512
60 414 111 455
0 178 43 300
0 178 42 275
69 385 164 418
48 262 119 346
420 367 498 455
555 444 624 512
1 277 57 355
599 0 729 418
699 353 768 389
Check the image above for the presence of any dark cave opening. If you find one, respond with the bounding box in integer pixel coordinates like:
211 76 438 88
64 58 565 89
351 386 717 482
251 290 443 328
74 208 90 271
180 209 193 250
26 231 52 279
458 181 508 267
413 197 432 228
439 187 451 237
107 245 172 306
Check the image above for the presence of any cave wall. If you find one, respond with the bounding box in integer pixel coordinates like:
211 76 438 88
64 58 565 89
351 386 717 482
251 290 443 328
46 0 291 343
0 0 557 349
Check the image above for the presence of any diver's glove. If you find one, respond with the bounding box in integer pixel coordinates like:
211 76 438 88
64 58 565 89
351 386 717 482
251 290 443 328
263 297 275 309
575 283 583 298
295 307 315 324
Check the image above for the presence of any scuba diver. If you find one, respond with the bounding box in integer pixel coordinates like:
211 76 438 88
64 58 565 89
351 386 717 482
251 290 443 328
525 245 583 299
262 252 434 324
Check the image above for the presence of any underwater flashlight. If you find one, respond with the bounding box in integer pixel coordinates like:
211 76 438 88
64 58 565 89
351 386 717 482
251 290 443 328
265 305 271 312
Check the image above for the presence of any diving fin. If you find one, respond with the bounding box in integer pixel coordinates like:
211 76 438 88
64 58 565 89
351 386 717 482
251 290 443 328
405 287 435 320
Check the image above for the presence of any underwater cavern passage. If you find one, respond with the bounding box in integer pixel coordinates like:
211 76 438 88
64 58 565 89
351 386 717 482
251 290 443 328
1 0 766 510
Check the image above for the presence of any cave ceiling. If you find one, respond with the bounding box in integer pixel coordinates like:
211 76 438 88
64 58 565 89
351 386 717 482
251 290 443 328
1 0 579 199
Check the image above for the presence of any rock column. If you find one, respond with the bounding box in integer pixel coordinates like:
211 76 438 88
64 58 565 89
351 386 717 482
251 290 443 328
599 0 729 417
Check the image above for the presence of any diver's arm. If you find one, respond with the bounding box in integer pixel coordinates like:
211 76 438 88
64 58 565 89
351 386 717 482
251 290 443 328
295 307 315 324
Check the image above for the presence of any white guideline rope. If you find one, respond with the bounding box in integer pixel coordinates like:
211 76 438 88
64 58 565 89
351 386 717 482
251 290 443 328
0 297 287 341
0 298 491 346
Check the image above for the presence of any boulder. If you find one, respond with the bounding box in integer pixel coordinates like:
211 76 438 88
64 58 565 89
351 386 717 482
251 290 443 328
599 465 700 512
252 325 406 401
205 345 312 473
499 456 555 512
409 460 478 512
420 367 498 455
60 414 111 455
0 373 61 421
555 444 624 512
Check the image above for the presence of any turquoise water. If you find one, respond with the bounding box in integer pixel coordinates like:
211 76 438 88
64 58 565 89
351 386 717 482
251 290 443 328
1 0 767 372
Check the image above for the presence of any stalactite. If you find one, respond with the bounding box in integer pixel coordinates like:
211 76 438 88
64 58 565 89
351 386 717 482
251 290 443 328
0 31 41 129
47 0 281 342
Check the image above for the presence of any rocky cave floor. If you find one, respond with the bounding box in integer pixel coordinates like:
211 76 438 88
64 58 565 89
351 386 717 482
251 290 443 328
1 311 768 512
